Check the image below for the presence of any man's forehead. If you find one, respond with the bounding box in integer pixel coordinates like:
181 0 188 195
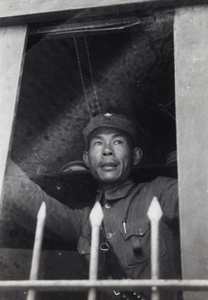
89 127 130 140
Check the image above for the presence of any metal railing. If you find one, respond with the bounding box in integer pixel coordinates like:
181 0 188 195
1 199 208 300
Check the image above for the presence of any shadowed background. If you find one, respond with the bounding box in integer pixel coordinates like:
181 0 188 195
10 11 176 174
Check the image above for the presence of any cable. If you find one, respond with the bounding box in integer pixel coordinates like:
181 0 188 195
74 36 92 117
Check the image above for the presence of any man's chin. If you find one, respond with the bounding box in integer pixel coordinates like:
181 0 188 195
98 171 121 182
91 169 124 186
97 174 122 187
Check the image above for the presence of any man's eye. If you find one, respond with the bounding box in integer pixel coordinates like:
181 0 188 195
94 141 102 145
114 140 122 145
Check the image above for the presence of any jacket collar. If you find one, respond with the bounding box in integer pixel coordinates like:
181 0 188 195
96 179 136 201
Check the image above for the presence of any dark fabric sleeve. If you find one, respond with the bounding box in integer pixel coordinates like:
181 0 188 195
152 176 179 227
1 159 88 246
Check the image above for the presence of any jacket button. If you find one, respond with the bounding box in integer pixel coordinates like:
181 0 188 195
105 202 111 209
106 232 113 239
138 229 144 236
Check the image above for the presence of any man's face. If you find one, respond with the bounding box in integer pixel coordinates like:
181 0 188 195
83 127 141 190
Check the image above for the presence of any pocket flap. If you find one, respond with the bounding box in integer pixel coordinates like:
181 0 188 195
77 235 91 255
120 216 150 240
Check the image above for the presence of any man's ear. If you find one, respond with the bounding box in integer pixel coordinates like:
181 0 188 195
83 151 90 168
133 147 143 166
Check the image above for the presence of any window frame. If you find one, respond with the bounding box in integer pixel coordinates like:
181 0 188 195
1 2 208 300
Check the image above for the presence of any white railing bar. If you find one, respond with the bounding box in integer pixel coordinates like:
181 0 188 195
147 197 163 300
1 279 208 291
88 201 104 300
27 202 46 300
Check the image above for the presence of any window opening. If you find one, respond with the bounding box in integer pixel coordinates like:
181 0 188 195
0 8 181 300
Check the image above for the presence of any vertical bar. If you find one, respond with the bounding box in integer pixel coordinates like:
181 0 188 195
27 202 46 300
88 201 103 300
147 197 163 300
0 25 28 213
174 5 208 300
151 220 159 300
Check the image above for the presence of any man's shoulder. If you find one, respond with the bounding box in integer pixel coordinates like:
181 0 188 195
135 176 177 189
132 176 178 203
151 176 177 185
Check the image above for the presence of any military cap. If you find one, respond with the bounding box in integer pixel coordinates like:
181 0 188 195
83 113 138 146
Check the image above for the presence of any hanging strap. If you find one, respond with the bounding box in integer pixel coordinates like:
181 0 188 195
74 36 92 117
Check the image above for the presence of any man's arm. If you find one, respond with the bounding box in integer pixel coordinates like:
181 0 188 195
152 176 179 227
1 159 86 246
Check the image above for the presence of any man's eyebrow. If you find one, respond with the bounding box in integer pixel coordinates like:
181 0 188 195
91 134 103 140
113 133 126 138
91 133 126 139
110 133 126 139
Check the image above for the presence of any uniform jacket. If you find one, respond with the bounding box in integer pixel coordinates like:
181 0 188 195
76 177 181 300
77 177 181 279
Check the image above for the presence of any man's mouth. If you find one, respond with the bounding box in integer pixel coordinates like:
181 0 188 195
100 162 118 169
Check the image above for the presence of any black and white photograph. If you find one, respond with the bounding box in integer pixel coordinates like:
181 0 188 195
0 1 208 300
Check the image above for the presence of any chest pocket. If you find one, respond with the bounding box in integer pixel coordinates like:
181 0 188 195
119 217 166 267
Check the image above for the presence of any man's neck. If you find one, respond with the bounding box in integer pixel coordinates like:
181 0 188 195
98 177 132 191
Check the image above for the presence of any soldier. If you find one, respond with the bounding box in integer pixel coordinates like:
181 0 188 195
2 113 181 300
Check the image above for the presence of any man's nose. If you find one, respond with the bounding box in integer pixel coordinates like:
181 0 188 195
102 147 114 156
